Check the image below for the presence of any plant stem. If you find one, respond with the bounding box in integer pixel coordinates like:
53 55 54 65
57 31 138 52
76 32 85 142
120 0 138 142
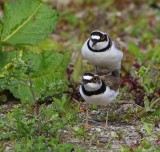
28 74 39 128
35 103 39 128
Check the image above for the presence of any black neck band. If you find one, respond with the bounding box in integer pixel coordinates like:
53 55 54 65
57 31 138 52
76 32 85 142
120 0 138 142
82 81 106 96
87 38 112 52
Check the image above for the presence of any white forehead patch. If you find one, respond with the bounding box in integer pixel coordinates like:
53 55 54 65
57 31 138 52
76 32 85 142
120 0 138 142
91 35 100 40
83 75 93 80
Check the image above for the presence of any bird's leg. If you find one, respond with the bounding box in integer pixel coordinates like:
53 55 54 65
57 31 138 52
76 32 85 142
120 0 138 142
105 107 108 128
85 103 89 127
112 69 120 78
95 66 98 74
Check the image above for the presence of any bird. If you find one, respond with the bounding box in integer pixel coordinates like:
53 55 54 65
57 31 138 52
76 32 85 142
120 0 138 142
81 30 123 77
79 72 119 127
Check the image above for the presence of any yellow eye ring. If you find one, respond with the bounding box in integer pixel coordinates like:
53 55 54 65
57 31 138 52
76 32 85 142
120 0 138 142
93 77 98 81
101 35 105 40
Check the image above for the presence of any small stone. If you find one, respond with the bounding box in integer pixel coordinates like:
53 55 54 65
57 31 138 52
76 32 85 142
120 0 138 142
111 131 118 138
95 128 101 132
63 130 68 133
130 126 135 130
99 137 108 143
91 110 98 115
5 146 11 151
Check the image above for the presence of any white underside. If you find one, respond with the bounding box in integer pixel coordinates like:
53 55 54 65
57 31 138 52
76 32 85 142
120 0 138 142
79 86 119 105
81 39 123 71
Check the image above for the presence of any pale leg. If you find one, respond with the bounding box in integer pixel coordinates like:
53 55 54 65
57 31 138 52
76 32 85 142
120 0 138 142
95 66 98 74
105 108 108 128
85 103 89 126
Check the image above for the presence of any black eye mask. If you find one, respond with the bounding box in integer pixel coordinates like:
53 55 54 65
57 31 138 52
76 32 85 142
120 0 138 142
82 79 92 84
87 36 112 52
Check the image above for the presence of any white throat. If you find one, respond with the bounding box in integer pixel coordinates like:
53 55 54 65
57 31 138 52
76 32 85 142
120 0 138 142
89 39 109 50
84 82 102 91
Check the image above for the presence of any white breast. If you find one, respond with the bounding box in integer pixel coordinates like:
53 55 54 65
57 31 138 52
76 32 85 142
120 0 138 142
81 39 123 70
79 86 119 106
84 82 102 91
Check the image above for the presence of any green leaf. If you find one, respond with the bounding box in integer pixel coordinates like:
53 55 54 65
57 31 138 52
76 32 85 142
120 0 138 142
128 42 143 61
24 38 64 54
148 44 160 59
0 21 3 36
37 38 63 52
1 0 58 45
141 140 152 149
54 143 74 152
0 50 71 103
100 0 114 8
155 109 160 116
72 53 83 82
143 122 154 135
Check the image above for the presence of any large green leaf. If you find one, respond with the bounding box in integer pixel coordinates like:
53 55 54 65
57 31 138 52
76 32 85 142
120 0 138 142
24 38 64 54
0 0 58 45
72 53 83 82
0 50 71 103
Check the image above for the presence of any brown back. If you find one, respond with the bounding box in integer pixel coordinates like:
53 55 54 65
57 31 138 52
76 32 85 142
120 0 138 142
100 75 119 91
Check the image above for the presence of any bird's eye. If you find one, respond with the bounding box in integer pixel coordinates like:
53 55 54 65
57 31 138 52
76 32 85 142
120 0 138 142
101 35 105 40
93 77 98 81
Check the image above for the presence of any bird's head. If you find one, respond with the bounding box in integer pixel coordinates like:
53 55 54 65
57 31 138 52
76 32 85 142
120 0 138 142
90 30 108 47
81 72 102 91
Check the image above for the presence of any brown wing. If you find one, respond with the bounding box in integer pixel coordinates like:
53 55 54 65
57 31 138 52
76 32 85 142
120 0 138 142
101 76 119 91
109 36 121 50
113 40 121 50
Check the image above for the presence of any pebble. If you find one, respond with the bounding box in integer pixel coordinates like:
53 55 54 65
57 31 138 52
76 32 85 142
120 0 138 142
91 110 98 115
99 137 108 143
